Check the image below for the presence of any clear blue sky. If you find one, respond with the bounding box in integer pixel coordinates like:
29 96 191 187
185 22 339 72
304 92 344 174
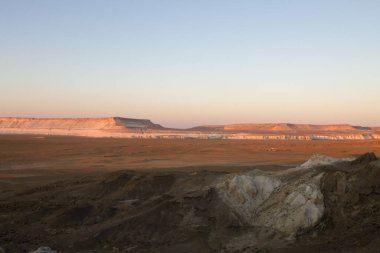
1 0 379 128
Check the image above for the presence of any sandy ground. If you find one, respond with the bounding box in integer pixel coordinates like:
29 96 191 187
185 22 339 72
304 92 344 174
1 135 379 186
1 135 380 252
2 135 380 169
1 134 380 193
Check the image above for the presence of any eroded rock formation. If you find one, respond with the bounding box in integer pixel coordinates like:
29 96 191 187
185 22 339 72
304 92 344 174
0 117 379 140
1 154 379 252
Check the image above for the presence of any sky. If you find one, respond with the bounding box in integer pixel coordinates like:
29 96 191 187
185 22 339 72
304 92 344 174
1 0 379 128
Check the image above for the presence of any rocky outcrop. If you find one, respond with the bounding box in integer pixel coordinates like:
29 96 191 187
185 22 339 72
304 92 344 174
0 117 163 137
1 154 379 252
0 117 162 130
193 123 376 133
226 134 380 140
351 152 377 165
215 155 353 238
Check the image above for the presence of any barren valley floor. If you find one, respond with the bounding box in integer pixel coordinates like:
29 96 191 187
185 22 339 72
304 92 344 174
1 135 380 252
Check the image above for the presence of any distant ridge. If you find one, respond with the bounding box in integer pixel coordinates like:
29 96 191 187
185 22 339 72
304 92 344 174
0 117 379 140
190 123 375 133
0 117 163 130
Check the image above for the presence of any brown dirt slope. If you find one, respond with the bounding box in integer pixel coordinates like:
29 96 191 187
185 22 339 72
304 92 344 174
0 153 379 252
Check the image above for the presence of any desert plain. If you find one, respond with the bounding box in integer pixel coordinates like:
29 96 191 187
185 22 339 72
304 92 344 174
1 135 380 252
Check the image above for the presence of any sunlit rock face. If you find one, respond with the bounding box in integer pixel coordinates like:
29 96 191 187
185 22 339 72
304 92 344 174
0 117 163 137
0 117 161 130
216 175 281 223
0 117 380 139
216 155 351 237
299 154 354 169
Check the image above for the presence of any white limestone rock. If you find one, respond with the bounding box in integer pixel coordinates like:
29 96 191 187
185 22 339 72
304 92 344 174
215 156 338 237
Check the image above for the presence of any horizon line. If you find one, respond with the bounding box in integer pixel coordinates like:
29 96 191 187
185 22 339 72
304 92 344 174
1 116 379 129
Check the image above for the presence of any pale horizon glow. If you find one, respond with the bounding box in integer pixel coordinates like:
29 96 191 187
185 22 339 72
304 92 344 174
1 1 379 128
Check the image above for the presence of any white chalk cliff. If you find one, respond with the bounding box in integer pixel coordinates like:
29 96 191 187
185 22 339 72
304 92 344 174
0 117 163 137
216 155 353 237
0 117 379 140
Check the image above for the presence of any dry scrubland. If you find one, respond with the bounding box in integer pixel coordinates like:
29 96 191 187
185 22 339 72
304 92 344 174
1 135 380 252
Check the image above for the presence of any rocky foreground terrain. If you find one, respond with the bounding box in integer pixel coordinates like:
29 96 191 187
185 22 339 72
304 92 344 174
1 153 379 252
1 117 380 140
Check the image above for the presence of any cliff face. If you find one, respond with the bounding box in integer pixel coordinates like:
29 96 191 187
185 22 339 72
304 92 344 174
0 117 118 130
113 117 162 129
0 117 379 140
0 117 162 130
227 134 380 140
192 123 375 133
0 117 164 137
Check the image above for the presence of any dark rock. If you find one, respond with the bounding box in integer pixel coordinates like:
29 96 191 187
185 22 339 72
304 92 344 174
29 246 57 253
351 152 377 165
